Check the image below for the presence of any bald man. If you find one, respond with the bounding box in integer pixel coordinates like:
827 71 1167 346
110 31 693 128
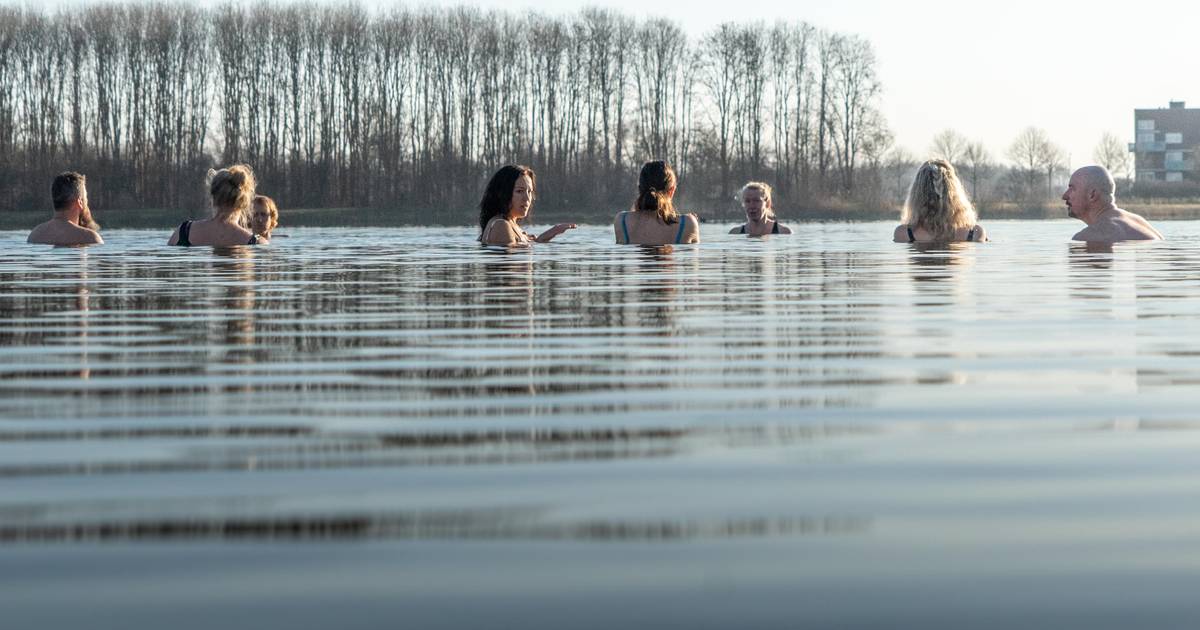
1063 166 1162 242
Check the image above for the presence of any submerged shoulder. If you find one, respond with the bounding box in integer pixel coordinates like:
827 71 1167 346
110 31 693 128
26 221 52 243
969 224 988 242
482 217 521 245
78 228 103 245
892 224 909 243
777 224 793 235
729 224 744 234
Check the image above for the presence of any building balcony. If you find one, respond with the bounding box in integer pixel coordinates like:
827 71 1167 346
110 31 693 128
1165 160 1195 171
1136 141 1167 152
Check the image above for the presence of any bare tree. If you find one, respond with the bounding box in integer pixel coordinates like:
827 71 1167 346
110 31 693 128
961 141 992 204
1093 132 1131 182
930 129 967 164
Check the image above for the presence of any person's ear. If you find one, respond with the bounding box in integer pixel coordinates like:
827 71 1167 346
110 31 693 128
666 185 676 199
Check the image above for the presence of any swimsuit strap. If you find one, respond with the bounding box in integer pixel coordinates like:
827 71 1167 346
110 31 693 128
621 212 630 244
966 225 979 242
674 215 687 244
906 226 915 243
739 224 746 234
772 221 780 234
248 234 259 245
177 221 192 247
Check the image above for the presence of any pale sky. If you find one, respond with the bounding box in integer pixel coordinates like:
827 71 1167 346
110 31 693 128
442 0 1200 170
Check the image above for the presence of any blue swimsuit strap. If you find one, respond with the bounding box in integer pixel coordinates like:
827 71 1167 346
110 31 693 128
621 212 630 244
966 225 978 242
675 215 687 244
906 226 915 243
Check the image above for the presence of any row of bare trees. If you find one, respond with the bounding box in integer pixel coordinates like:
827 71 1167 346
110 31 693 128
0 3 892 219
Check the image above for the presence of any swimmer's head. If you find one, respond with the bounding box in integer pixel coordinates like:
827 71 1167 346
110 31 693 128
479 165 536 233
251 195 278 236
634 160 678 225
1063 166 1115 220
740 182 774 222
902 159 977 240
208 164 256 224
51 171 97 230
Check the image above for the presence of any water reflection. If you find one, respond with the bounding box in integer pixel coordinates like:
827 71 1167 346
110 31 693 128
0 511 870 543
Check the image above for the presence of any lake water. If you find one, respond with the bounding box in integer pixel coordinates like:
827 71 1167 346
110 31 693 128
3 220 1200 629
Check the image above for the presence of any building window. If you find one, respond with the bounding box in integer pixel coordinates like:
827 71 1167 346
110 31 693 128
1167 151 1184 162
1167 132 1184 144
1138 132 1156 143
1138 120 1156 130
1166 172 1184 182
1140 171 1157 181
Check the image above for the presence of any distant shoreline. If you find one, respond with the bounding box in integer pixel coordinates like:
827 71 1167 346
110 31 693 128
4 203 1200 231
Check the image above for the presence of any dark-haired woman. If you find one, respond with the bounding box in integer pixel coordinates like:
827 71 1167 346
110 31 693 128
614 160 699 245
478 165 576 246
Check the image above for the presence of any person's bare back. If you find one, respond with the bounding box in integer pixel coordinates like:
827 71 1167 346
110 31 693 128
1071 207 1162 243
27 218 103 246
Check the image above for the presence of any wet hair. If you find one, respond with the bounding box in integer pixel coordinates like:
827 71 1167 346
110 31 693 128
478 165 536 234
207 164 256 223
901 159 977 240
252 195 279 236
741 181 774 220
634 160 678 224
52 172 86 211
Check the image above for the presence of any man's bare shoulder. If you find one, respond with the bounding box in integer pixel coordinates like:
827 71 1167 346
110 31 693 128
1114 208 1164 240
28 220 103 246
26 220 55 244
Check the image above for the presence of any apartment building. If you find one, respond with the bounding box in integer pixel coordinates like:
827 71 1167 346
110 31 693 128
1132 101 1200 183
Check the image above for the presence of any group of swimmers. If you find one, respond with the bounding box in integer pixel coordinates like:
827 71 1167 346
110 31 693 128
25 158 1164 248
26 166 279 247
478 159 1165 247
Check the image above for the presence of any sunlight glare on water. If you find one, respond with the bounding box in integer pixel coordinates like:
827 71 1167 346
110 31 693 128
3 220 1200 629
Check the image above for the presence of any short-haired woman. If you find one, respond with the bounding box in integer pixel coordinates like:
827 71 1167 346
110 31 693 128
730 181 792 236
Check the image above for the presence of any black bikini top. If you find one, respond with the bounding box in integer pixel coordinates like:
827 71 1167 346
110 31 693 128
175 221 259 247
907 226 979 243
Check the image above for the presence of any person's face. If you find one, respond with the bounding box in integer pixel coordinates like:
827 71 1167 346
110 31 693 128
1062 173 1089 220
508 174 534 220
743 189 769 222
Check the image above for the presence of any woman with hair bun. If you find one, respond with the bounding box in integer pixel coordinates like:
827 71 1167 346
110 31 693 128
614 160 699 245
478 164 576 246
894 159 987 243
168 164 263 246
730 181 792 236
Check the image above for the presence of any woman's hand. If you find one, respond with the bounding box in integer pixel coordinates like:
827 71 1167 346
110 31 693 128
536 223 577 243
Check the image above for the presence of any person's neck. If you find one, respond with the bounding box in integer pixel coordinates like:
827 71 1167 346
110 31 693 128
1083 204 1117 225
747 215 772 227
52 208 80 225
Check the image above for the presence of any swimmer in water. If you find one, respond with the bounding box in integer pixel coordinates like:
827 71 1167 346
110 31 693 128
250 195 278 242
615 160 700 245
478 165 576 246
893 159 987 243
27 172 103 246
169 164 262 247
730 181 792 236
1064 165 1162 242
